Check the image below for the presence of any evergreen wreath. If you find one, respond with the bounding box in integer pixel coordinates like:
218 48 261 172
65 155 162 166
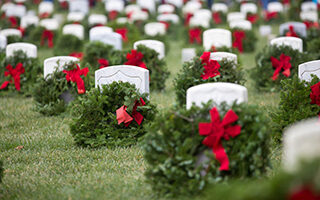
0 160 3 183
28 26 57 48
53 34 84 56
270 76 320 142
7 35 22 44
288 0 303 21
251 45 315 92
174 53 245 105
0 50 41 95
108 21 142 48
69 81 157 148
33 61 91 116
231 28 257 53
143 101 270 197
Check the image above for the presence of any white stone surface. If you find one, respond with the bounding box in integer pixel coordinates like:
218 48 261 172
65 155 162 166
125 4 141 15
90 30 122 50
0 35 7 50
6 42 37 58
259 25 272 36
270 37 303 52
144 22 166 36
227 12 246 23
193 9 212 21
240 3 257 14
134 40 165 59
95 65 149 94
267 2 284 13
181 48 196 63
40 18 59 31
69 0 89 14
186 83 248 109
129 10 148 22
0 29 22 38
283 118 320 172
67 12 85 22
300 11 318 22
89 26 113 41
229 20 252 30
44 56 79 79
1 2 15 13
189 16 210 28
279 22 307 38
203 28 232 50
6 4 26 18
182 1 201 14
20 15 39 28
88 14 107 25
301 2 317 12
166 0 183 8
116 17 128 24
63 24 84 40
158 4 175 14
211 3 228 13
39 1 54 15
210 52 237 63
157 14 179 24
105 0 124 12
298 60 320 82
137 0 155 13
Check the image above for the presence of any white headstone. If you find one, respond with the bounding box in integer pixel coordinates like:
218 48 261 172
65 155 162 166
6 4 26 18
283 118 320 172
125 4 141 15
69 0 89 14
44 56 79 78
137 0 155 13
95 65 149 94
279 22 307 38
298 60 320 82
38 1 54 14
193 9 212 21
259 25 272 36
186 83 248 109
300 11 318 22
40 18 59 31
105 0 124 12
129 10 149 22
182 1 201 14
20 15 39 28
0 29 22 38
301 2 317 12
63 24 84 40
227 12 246 22
144 22 166 36
267 2 284 13
203 28 232 50
211 3 228 13
1 2 15 13
88 14 107 25
6 42 37 58
89 26 113 41
210 52 237 63
166 0 183 8
189 16 210 28
0 35 7 50
181 48 196 63
270 37 303 52
240 3 258 14
229 20 252 30
90 30 122 50
67 12 85 22
133 40 165 59
157 14 179 24
158 4 175 14
53 14 64 25
116 17 128 24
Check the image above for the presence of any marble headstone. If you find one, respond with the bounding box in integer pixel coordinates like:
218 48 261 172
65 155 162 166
133 40 165 59
6 42 37 58
298 60 320 82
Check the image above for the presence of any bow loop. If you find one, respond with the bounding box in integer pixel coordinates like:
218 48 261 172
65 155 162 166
271 53 292 80
200 52 221 80
115 28 128 42
98 58 109 69
41 29 54 48
116 98 146 127
232 30 246 53
63 64 89 94
189 28 202 44
124 50 147 69
0 63 25 91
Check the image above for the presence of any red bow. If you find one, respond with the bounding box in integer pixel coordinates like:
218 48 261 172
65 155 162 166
232 31 246 53
0 63 25 91
265 11 278 21
289 186 320 200
247 14 258 24
41 29 54 48
270 53 292 81
199 107 241 171
310 82 320 106
304 21 319 29
286 25 298 37
60 1 68 9
116 98 146 127
124 50 147 69
69 52 83 60
189 28 202 44
184 13 193 26
159 21 170 30
63 64 89 94
212 12 222 24
283 0 290 5
98 58 109 69
115 28 128 42
200 52 221 80
108 10 118 21
39 12 50 19
8 16 17 28
18 26 25 36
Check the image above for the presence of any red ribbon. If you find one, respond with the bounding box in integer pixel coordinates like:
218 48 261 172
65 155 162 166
60 1 68 9
159 21 170 30
212 12 222 24
200 52 221 80
184 13 193 26
41 29 54 48
289 186 320 200
115 28 128 42
189 28 202 44
310 82 320 106
0 63 25 91
116 98 146 127
62 64 89 94
124 50 147 69
18 26 25 36
108 10 118 21
199 107 241 171
39 12 50 19
265 11 278 21
270 53 292 81
286 25 298 37
8 16 17 28
98 58 109 69
283 0 290 5
304 21 319 29
247 13 258 24
69 52 83 60
232 31 246 53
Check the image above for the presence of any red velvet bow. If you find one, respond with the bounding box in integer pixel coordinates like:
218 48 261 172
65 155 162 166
39 12 50 19
18 26 25 36
283 0 290 5
212 12 222 24
124 50 147 69
98 58 109 69
0 63 25 91
232 31 246 53
69 52 83 60
63 64 89 94
8 16 17 28
60 1 68 9
189 28 202 44
108 10 118 21
310 82 320 106
247 14 258 24
265 11 278 21
199 107 241 171
160 21 170 30
41 29 54 48
115 28 128 42
270 53 292 81
200 52 221 80
286 25 298 37
289 186 320 200
116 98 146 127
184 13 193 26
304 21 319 29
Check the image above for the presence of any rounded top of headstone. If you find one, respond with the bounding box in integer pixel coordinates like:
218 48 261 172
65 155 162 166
301 1 317 12
158 4 175 14
240 3 258 14
125 4 141 14
229 19 252 30
157 14 179 24
279 21 307 37
227 12 246 22
270 36 303 52
67 12 85 22
298 60 320 82
133 40 165 59
0 29 22 38
144 22 166 36
6 42 37 58
88 14 107 25
267 2 284 13
105 0 124 12
210 52 237 63
40 18 59 30
211 3 228 13
182 1 201 14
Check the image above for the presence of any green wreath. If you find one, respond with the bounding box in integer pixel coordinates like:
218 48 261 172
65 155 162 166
69 81 157 148
53 34 84 56
0 160 3 183
231 28 257 53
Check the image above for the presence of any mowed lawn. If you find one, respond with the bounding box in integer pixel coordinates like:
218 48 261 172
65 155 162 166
0 27 281 199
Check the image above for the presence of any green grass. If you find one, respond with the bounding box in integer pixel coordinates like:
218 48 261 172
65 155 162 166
0 27 281 199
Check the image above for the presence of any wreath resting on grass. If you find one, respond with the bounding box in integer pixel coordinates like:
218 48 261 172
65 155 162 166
144 102 270 197
33 61 91 116
0 50 41 95
174 52 245 105
251 45 314 92
69 81 157 148
231 28 257 53
271 76 320 142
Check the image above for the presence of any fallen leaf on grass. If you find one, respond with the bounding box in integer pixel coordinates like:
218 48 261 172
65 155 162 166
15 146 24 150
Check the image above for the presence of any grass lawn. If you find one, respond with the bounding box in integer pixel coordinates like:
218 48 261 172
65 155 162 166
0 26 282 199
